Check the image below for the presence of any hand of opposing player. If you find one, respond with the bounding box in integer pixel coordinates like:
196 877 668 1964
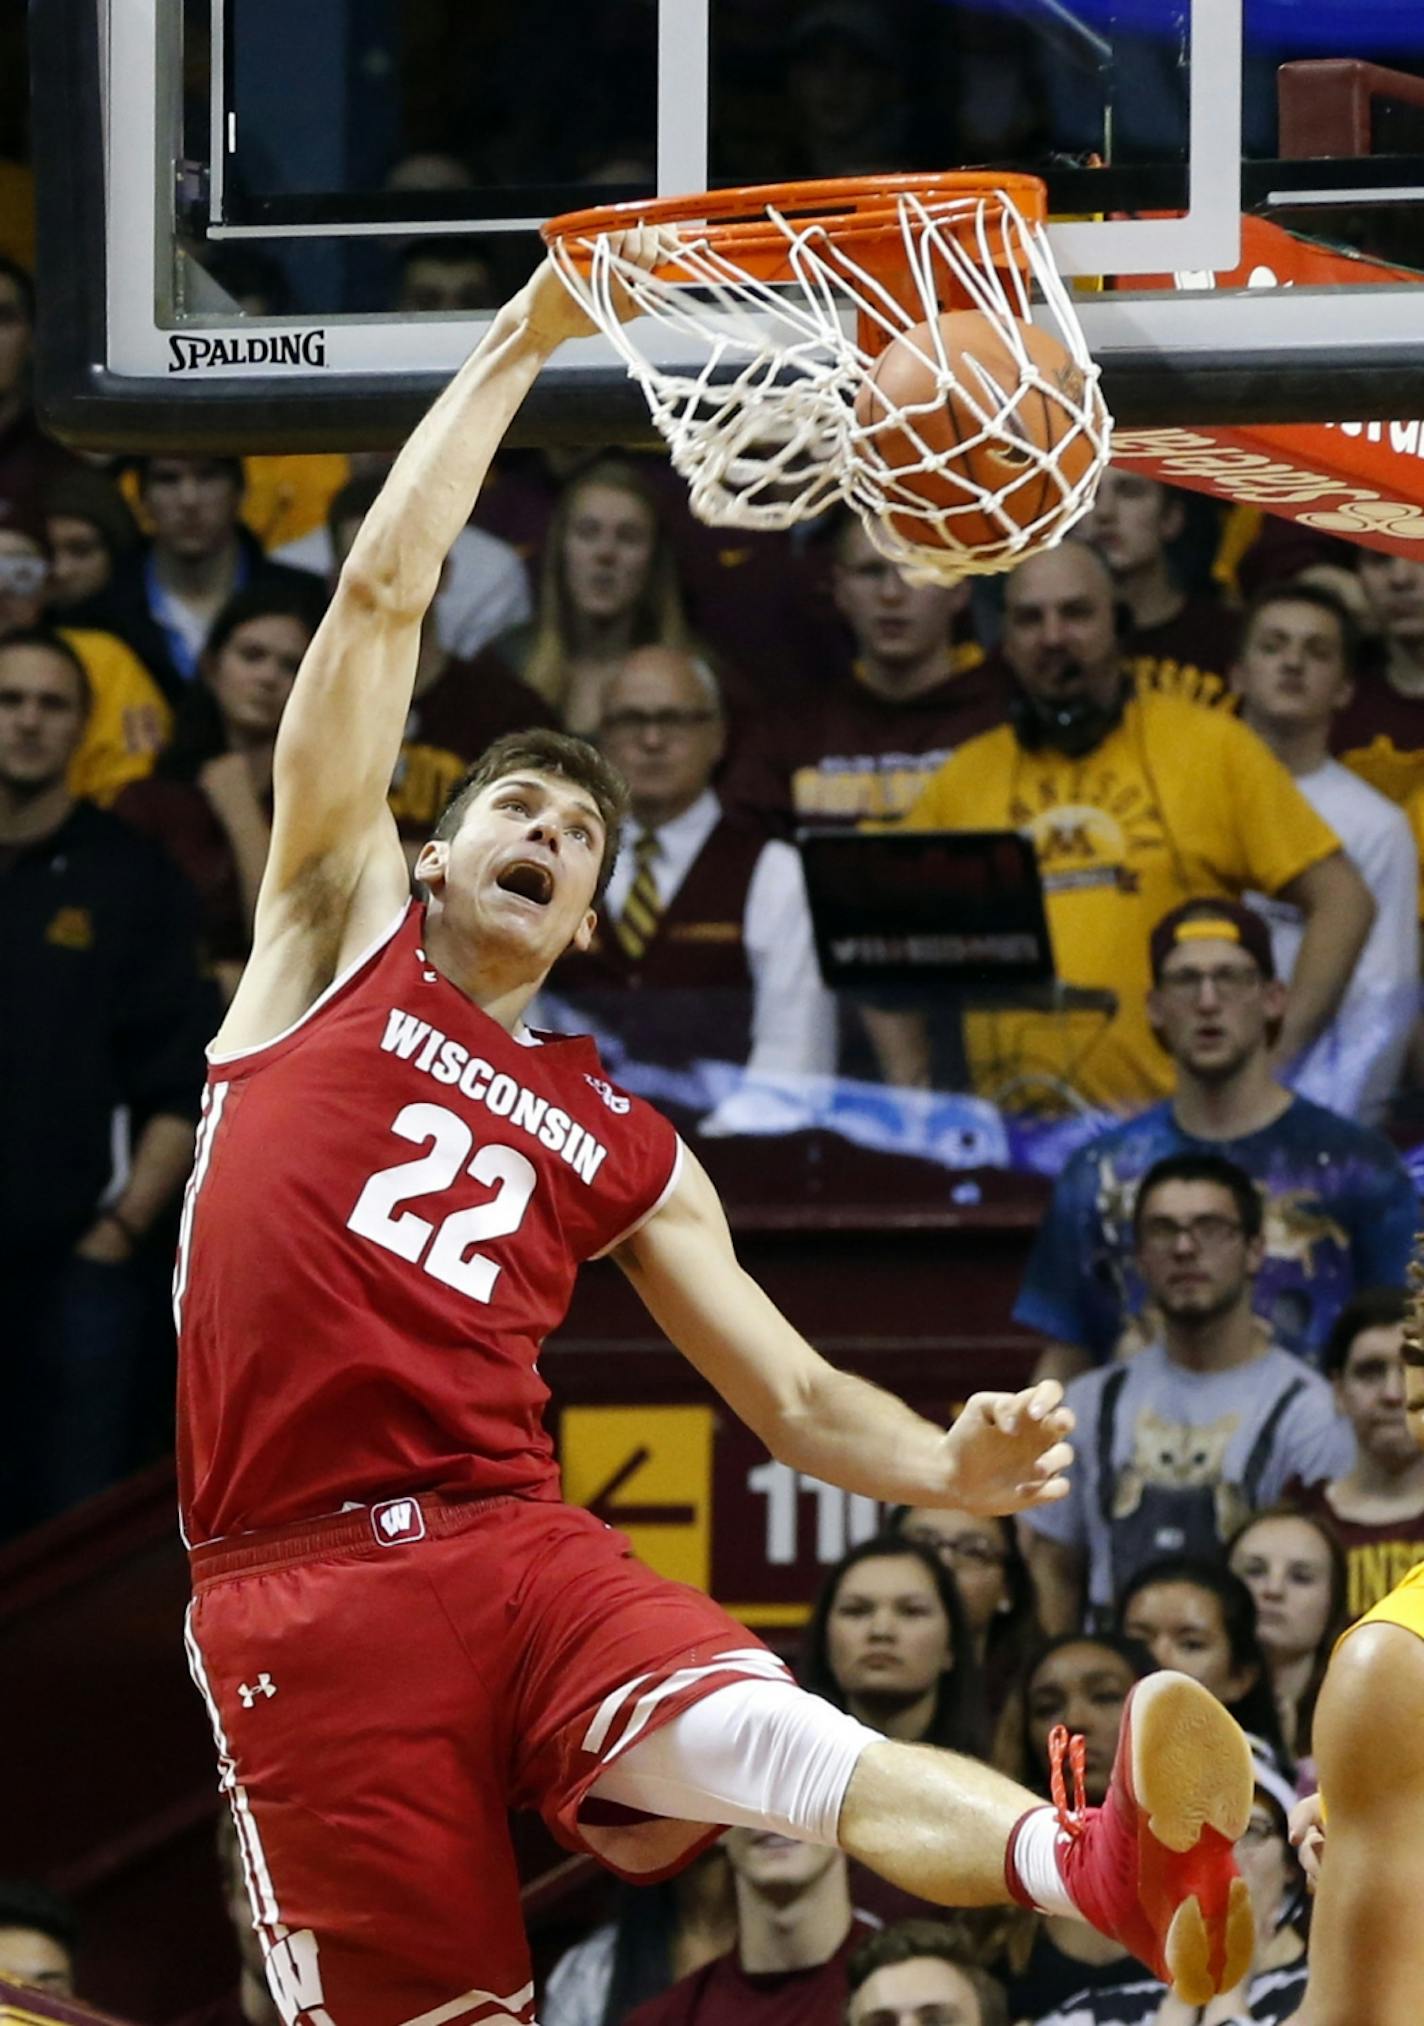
935 1382 1075 1517
520 225 676 349
1288 1791 1326 1889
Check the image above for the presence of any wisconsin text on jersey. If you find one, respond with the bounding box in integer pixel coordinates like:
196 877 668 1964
380 1007 610 1185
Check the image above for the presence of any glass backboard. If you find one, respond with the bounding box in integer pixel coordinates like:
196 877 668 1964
30 0 1424 451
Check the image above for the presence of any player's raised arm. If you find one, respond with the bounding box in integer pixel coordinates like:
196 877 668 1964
616 1148 1075 1515
215 240 659 1051
263 264 599 908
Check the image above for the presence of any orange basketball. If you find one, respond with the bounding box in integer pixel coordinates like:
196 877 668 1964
852 309 1097 561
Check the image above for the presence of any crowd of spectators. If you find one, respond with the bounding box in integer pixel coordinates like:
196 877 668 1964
7 9 1424 2009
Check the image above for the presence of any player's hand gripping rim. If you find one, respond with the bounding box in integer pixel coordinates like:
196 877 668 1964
522 223 681 350
938 1380 1075 1517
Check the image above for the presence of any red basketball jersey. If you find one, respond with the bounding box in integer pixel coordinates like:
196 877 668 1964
176 904 682 1544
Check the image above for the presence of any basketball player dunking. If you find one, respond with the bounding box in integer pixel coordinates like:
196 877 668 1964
177 239 1255 2026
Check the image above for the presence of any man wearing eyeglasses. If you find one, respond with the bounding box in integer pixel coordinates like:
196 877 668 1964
1015 898 1416 1380
541 643 836 1129
1024 1149 1353 1633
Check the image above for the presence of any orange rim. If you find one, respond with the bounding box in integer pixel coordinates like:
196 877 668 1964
543 171 1048 284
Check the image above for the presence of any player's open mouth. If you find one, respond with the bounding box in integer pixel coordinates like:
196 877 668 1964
496 860 555 906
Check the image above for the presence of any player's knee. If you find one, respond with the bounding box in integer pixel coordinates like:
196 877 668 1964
1317 1624 1424 1797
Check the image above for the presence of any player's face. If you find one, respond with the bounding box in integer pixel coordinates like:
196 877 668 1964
848 1955 985 2026
1148 935 1281 1083
1079 468 1177 577
723 1827 842 1896
561 483 657 624
45 514 112 609
1233 599 1352 732
419 770 604 970
832 523 968 668
1134 1178 1260 1323
1358 550 1424 644
1336 1322 1418 1470
1025 1642 1136 1805
0 1924 74 1995
1121 1582 1254 1706
1229 1518 1335 1665
825 1554 953 1707
1001 546 1120 708
142 458 244 561
0 643 87 792
208 613 310 738
0 527 50 630
896 1508 1010 1642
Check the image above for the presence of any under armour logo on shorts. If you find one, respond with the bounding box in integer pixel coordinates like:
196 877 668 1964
371 1497 426 1546
238 1674 277 1707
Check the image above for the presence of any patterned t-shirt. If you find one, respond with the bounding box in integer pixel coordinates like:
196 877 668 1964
1014 1095 1418 1366
1036 1959 1307 2025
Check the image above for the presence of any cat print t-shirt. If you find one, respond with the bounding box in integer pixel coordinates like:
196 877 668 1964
1025 1342 1354 1609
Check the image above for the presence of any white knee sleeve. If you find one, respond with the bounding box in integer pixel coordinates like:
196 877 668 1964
589 1679 880 1847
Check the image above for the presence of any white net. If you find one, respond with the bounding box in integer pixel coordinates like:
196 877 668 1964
548 185 1112 583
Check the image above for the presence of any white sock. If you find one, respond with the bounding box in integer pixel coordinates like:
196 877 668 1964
1010 1805 1081 1920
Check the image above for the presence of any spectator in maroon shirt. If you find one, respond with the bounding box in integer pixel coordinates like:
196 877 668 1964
1079 469 1240 708
624 1830 874 2026
845 1921 1009 2026
1298 1288 1424 1621
721 511 1000 838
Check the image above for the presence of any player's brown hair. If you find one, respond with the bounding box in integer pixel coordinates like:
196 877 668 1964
846 1920 1008 2026
432 728 629 901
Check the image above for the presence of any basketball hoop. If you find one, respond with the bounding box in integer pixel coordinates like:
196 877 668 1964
543 173 1112 582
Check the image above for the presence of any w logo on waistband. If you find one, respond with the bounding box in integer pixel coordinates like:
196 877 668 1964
371 1498 426 1545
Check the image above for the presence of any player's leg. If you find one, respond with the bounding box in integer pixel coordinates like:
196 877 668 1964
186 1553 535 2026
594 1668 1254 2004
1287 1623 1424 2026
506 1501 1251 1999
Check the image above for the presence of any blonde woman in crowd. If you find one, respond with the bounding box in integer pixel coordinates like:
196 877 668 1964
502 456 690 733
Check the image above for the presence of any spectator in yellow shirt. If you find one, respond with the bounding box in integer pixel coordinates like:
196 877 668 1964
878 543 1373 1114
0 513 170 802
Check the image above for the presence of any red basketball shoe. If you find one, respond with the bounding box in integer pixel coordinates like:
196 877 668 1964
1023 1671 1256 2004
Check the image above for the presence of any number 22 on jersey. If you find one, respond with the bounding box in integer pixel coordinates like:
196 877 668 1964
347 1101 536 1302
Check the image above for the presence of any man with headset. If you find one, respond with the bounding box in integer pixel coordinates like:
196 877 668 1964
871 541 1372 1115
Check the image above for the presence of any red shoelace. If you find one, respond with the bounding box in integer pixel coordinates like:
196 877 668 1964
1048 1723 1088 1840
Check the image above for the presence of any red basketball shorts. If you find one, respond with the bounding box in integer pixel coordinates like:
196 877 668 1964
185 1493 789 2026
